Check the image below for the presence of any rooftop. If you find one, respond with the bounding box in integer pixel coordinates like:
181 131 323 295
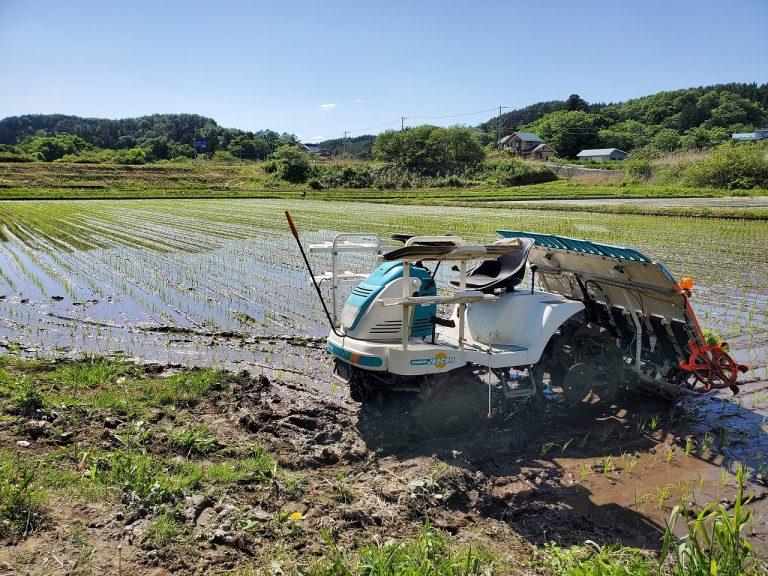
577 148 628 156
512 132 543 142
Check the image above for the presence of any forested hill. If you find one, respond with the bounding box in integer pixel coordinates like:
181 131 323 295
0 113 298 158
316 135 375 158
482 83 768 135
481 82 768 157
2 82 767 161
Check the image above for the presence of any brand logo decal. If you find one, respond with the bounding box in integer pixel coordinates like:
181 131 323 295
410 352 455 369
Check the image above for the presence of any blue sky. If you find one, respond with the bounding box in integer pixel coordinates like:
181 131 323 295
1 0 766 141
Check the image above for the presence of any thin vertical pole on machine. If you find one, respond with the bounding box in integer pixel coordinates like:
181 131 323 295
285 211 343 338
401 263 410 350
458 260 466 349
330 239 338 325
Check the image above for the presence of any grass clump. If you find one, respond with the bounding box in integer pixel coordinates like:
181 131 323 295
204 444 276 485
539 541 655 575
11 378 46 417
661 466 765 575
50 357 129 391
169 425 220 456
314 524 498 575
142 369 225 407
0 453 43 539
146 512 182 547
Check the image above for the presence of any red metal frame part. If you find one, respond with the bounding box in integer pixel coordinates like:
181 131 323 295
678 293 748 394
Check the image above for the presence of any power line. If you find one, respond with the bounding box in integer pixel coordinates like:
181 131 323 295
306 104 607 143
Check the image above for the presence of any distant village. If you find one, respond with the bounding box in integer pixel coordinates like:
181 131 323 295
302 127 768 161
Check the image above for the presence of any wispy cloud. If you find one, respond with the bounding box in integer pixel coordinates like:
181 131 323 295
354 98 365 103
320 103 337 110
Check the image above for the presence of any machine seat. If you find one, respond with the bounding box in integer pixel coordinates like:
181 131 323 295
450 237 534 293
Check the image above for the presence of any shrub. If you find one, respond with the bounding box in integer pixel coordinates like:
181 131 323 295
212 150 237 163
57 149 116 164
373 125 486 175
112 147 147 165
682 142 768 189
624 158 653 180
313 164 373 188
169 143 195 160
17 134 92 162
267 145 312 183
493 158 557 186
0 144 36 162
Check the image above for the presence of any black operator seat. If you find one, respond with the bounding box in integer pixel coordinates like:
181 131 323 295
450 237 535 293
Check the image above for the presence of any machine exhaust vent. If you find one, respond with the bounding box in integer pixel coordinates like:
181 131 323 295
371 320 402 334
352 285 374 297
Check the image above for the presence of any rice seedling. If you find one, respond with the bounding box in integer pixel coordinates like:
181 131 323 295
580 463 589 483
656 484 671 509
540 442 555 457
622 452 638 473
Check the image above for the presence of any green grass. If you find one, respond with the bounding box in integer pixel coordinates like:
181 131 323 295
0 453 43 539
169 425 220 456
538 541 656 576
1 162 764 210
660 466 765 576
146 512 182 546
313 524 501 575
0 360 225 419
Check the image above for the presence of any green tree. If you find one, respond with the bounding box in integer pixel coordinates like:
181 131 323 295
17 134 91 161
144 138 170 161
228 134 258 160
526 111 601 158
267 145 312 183
565 94 589 112
373 125 485 175
650 128 681 152
598 120 652 151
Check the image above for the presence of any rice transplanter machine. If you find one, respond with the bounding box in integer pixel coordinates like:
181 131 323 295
285 212 747 405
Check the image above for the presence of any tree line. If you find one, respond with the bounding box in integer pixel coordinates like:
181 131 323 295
0 113 298 162
1 82 766 165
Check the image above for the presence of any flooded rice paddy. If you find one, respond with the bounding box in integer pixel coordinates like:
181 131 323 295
0 198 765 374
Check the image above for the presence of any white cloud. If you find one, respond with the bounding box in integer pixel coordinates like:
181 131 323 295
311 135 324 141
320 103 337 110
354 98 365 103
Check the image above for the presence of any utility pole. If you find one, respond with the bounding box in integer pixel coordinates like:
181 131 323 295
497 106 508 150
401 116 409 131
343 131 347 157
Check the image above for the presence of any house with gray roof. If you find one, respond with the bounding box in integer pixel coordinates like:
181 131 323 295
499 132 549 158
576 148 628 161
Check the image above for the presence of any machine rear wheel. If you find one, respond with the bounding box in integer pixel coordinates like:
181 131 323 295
561 362 599 404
